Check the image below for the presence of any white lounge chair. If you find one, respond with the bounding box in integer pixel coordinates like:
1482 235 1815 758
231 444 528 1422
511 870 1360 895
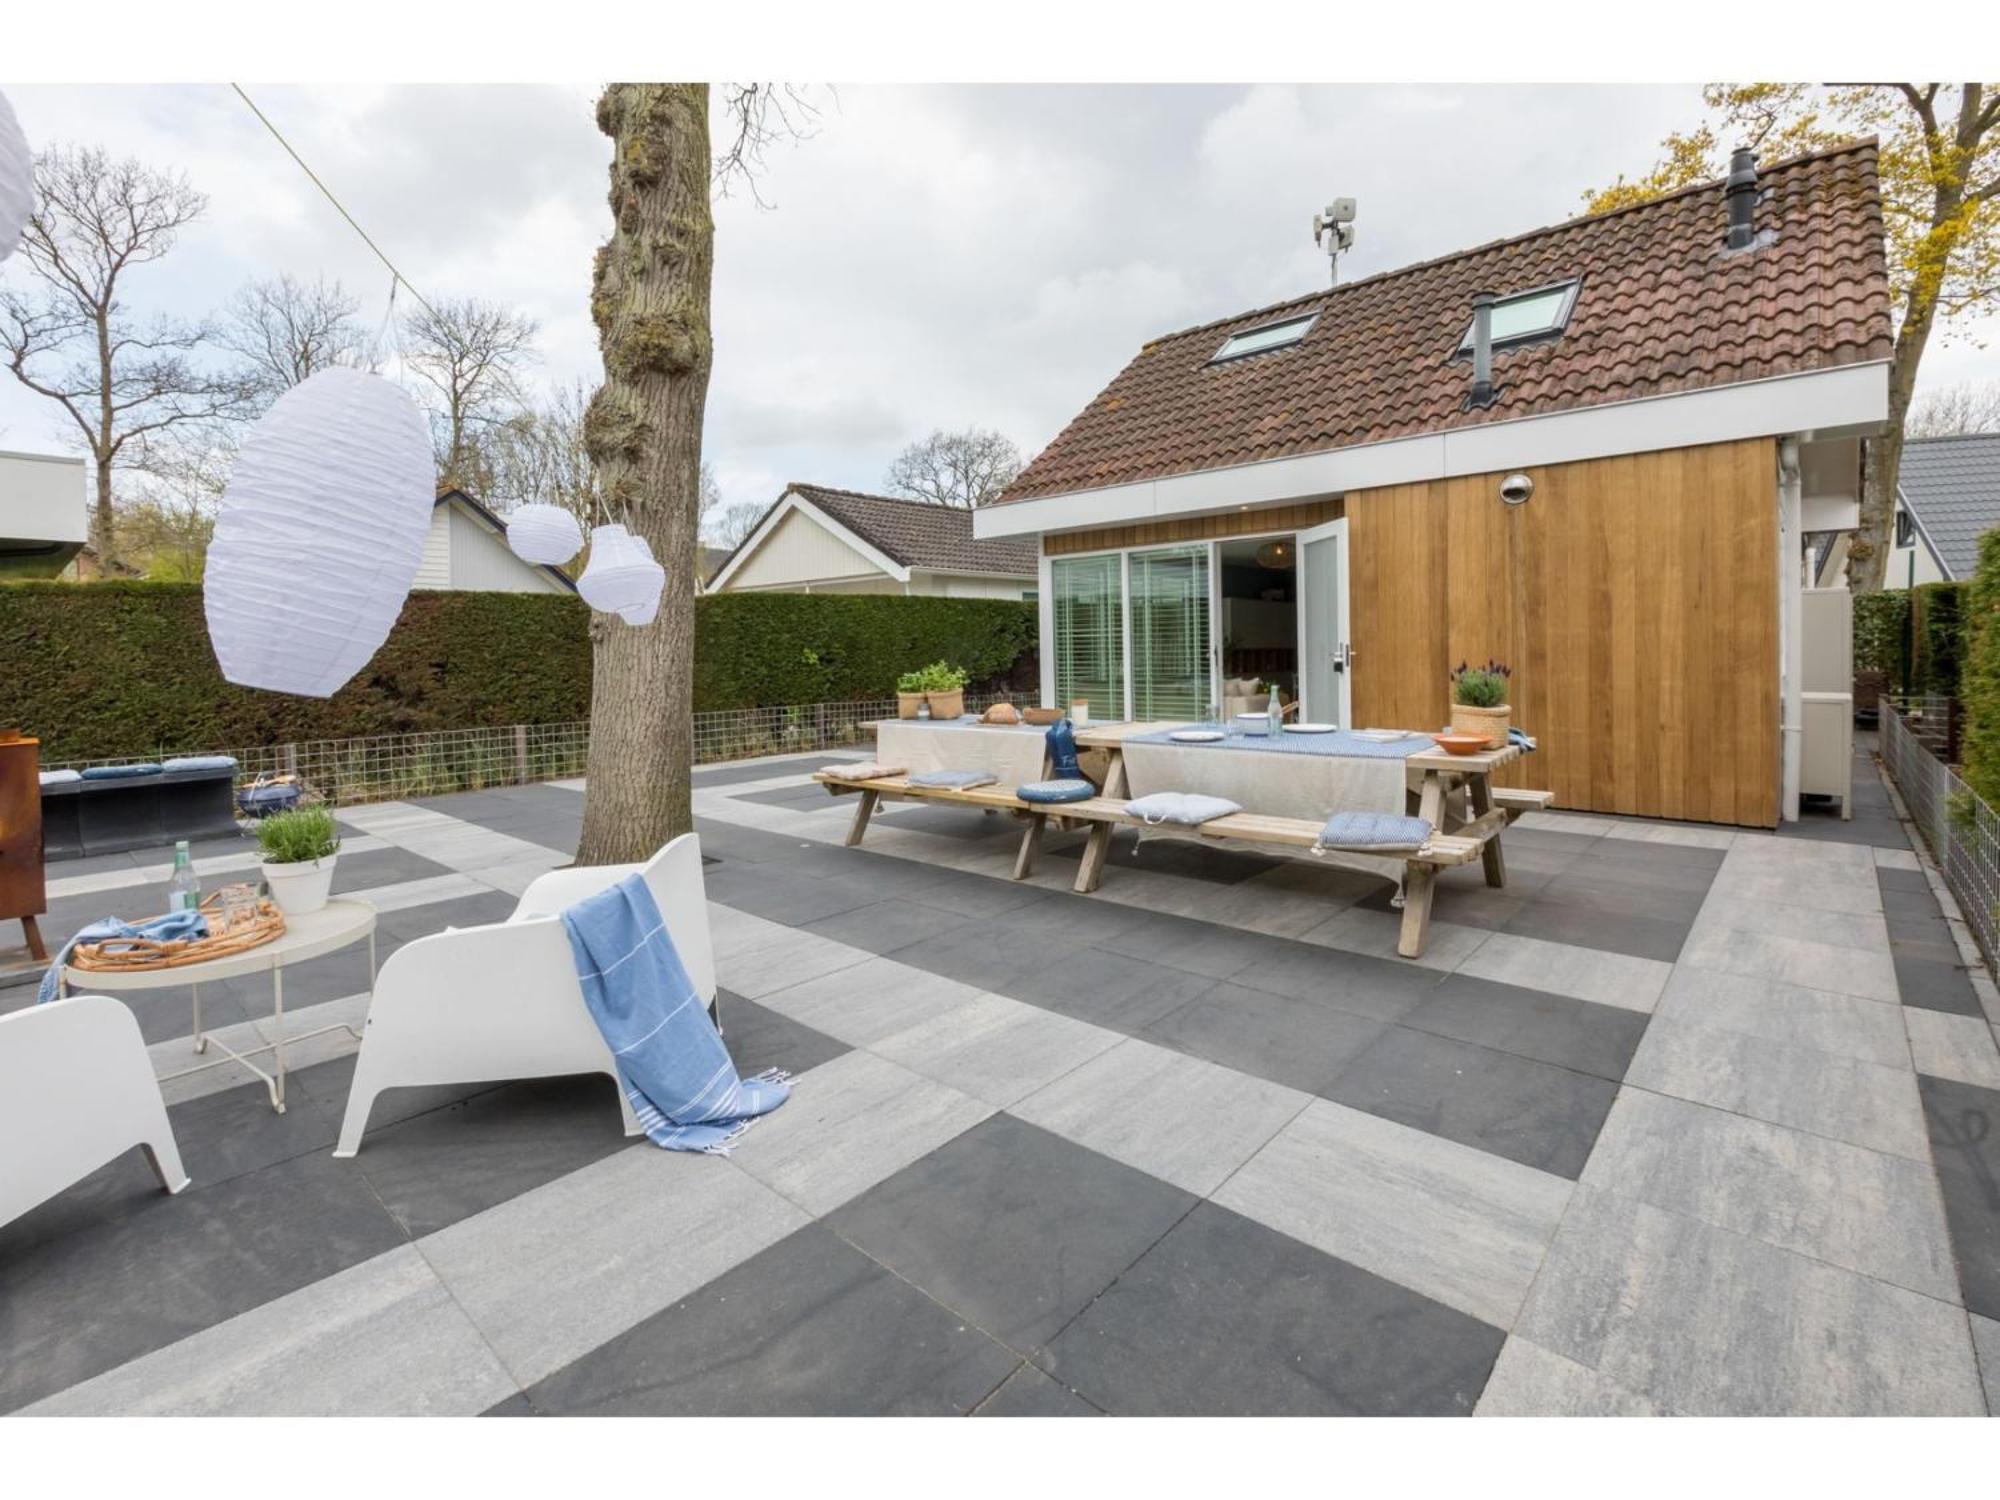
1 994 190 1227
333 833 717 1159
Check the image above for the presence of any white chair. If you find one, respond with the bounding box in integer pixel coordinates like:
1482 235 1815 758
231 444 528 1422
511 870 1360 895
1 994 190 1227
333 833 716 1159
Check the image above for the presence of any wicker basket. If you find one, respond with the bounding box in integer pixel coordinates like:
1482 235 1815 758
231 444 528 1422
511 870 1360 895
1449 702 1511 750
70 892 287 973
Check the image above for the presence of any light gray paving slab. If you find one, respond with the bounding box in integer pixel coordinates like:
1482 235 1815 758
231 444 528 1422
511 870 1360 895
1903 1008 2000 1090
1687 897 1890 955
419 1144 809 1387
1626 1015 1928 1160
1515 811 1613 839
729 1049 992 1215
1600 821 1738 851
758 954 983 1047
1301 905 1493 972
1580 1090 1957 1300
868 992 1123 1108
1703 866 1883 919
1455 931 1671 1014
20 1246 516 1416
1473 1337 1658 1416
1677 922 1900 1004
1975 1314 2000 1417
1516 1186 1985 1415
1013 1038 1310 1197
1726 836 1877 878
1211 1097 1572 1329
1873 847 1922 872
1653 966 1910 1069
360 871 493 914
714 926 874 1000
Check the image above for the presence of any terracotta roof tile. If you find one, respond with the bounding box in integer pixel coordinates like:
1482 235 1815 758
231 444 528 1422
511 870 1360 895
997 140 1893 505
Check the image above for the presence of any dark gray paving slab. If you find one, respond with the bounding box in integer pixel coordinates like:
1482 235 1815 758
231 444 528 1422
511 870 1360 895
879 804 1021 841
1231 938 1444 1024
801 897 978 959
703 863 880 925
1001 946 1220 1034
0 1151 406 1413
352 1073 635 1238
973 1362 1103 1416
376 890 525 942
827 1113 1197 1355
1142 981 1387 1095
1045 831 1284 885
716 991 850 1079
1407 974 1648 1082
689 817 806 864
1879 883 1945 922
1896 952 1986 1016
328 844 457 893
1322 1026 1618 1179
1500 897 1692 964
1094 910 1269 980
692 752 863 788
1041 1200 1503 1416
1920 1073 2000 1321
1876 866 1933 895
732 784 838 811
522 1223 1019 1415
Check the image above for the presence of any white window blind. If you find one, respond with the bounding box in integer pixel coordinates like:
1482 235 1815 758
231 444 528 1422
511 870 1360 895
1129 545 1211 721
1052 554 1124 717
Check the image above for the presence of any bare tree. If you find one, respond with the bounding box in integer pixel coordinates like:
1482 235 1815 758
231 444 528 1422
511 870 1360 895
1907 379 2000 438
0 145 255 565
220 273 369 404
401 295 539 491
708 498 765 548
885 426 1023 509
485 378 598 515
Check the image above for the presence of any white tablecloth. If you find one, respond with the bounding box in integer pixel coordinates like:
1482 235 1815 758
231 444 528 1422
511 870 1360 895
874 720 1048 791
1121 739 1416 883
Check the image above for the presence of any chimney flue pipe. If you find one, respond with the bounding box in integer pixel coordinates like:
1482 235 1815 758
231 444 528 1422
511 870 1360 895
1726 147 1758 250
1469 290 1497 408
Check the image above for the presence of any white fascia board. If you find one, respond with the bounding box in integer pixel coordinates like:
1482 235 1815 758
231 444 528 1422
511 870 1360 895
975 361 1891 541
706 489 912 591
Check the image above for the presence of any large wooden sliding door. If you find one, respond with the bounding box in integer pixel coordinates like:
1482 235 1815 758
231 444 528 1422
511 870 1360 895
1346 438 1779 826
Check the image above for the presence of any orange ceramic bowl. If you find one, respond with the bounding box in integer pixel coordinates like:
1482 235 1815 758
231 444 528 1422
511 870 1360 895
1431 733 1489 756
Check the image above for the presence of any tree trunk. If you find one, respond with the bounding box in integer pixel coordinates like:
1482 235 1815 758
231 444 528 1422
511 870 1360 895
574 83 713 865
1850 299 1939 594
92 457 115 568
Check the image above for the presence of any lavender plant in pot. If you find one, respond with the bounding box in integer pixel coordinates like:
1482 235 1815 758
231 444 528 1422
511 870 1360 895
256 806 341 916
1449 660 1512 748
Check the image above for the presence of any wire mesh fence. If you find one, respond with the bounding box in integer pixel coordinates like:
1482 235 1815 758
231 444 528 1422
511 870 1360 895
43 692 1030 808
1879 698 2000 972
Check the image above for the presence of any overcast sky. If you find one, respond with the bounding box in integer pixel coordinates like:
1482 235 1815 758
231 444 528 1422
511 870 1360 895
3 82 1993 517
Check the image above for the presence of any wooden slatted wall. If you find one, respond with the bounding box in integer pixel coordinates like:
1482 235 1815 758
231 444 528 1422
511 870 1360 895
1346 438 1779 826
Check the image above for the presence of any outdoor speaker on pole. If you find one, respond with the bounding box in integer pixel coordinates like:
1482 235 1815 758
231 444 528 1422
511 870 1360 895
204 368 435 698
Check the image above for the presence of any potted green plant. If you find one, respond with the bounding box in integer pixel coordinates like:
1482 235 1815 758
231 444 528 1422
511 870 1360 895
919 661 969 719
255 805 341 916
1450 660 1512 748
896 669 927 720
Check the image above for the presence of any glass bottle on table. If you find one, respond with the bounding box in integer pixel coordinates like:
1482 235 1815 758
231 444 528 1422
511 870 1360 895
167 839 200 914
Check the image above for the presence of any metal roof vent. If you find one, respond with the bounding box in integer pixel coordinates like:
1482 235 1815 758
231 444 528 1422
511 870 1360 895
1466 291 1499 409
1723 147 1776 254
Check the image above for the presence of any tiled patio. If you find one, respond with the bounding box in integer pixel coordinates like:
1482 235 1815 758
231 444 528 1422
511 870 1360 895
6 747 2000 1416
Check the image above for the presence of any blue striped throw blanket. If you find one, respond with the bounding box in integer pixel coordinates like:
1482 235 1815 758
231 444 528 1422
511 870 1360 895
561 873 790 1154
39 909 209 1004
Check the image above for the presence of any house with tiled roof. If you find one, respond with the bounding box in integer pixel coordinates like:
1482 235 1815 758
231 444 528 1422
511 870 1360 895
975 141 1894 827
1887 433 2000 586
707 483 1038 599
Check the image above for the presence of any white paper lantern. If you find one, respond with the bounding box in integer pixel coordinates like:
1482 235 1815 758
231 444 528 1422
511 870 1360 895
506 502 583 566
616 534 666 625
0 90 34 265
204 368 434 698
578 523 665 618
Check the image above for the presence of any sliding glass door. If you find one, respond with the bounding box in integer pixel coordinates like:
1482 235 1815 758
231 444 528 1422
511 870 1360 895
1051 554 1124 720
1129 545 1212 721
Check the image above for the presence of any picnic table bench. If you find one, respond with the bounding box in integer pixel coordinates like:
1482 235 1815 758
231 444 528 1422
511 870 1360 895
813 728 1550 957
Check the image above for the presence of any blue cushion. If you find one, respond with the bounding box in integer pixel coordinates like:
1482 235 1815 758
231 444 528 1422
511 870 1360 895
908 768 999 790
162 755 240 772
1312 811 1432 852
79 763 163 780
1017 778 1097 804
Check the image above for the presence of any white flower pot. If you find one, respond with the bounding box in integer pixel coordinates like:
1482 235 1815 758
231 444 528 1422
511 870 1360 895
261 854 336 916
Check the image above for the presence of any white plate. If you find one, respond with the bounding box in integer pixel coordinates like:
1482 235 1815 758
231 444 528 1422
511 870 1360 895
1169 730 1226 743
1285 723 1340 734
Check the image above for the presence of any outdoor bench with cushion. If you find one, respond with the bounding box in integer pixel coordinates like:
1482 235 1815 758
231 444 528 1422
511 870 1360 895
39 758 242 861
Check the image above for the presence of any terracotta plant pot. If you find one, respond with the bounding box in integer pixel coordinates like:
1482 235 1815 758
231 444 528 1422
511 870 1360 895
1449 702 1510 749
926 688 966 720
896 692 925 720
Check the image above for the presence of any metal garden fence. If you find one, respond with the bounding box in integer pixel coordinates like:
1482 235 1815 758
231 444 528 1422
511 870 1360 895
43 692 1028 809
1879 697 1999 972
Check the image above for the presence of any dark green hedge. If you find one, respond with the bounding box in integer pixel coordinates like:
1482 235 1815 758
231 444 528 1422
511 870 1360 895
0 581 1037 762
1852 584 1968 697
1961 537 2000 805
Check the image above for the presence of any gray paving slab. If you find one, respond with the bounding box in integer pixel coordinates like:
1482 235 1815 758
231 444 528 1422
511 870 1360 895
1920 1074 2000 1321
974 1361 1103 1416
1141 980 1389 1095
1212 1098 1571 1329
1406 975 1648 1081
1652 966 1911 1068
1473 1337 1658 1416
1679 922 1901 1004
757 953 984 1047
1974 1314 2000 1416
869 992 1123 1108
1904 1009 2000 1089
1515 1186 1985 1415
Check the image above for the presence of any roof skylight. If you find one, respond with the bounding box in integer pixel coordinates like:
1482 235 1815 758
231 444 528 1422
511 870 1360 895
1456 279 1581 353
1211 315 1315 364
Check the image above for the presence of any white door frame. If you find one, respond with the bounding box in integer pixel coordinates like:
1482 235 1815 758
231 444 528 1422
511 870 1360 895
1297 517 1352 727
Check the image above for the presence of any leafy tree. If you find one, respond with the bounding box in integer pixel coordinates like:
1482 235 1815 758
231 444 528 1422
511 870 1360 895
0 145 255 567
1587 84 2000 591
885 425 1023 508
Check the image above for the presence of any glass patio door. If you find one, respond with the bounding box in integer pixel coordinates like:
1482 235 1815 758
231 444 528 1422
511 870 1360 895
1129 544 1212 721
1298 518 1352 726
1050 554 1124 722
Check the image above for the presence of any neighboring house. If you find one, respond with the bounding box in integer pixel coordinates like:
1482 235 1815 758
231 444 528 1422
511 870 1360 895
1886 433 2000 586
0 451 88 580
421 488 577 594
706 483 1039 599
976 142 1893 828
